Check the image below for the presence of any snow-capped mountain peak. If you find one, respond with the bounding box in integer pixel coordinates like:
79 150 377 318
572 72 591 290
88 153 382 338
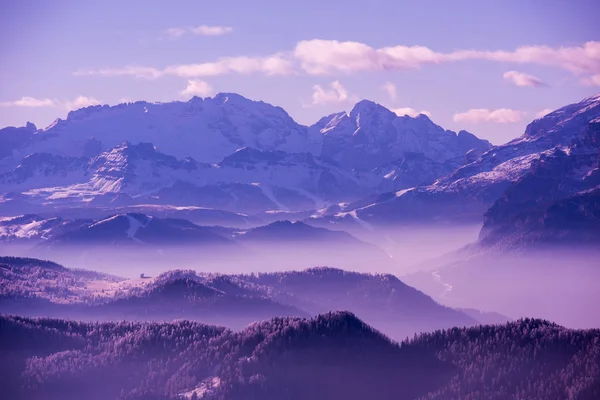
316 100 491 170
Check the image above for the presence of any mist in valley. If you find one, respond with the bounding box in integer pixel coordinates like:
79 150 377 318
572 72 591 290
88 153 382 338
2 220 598 332
2 1 600 397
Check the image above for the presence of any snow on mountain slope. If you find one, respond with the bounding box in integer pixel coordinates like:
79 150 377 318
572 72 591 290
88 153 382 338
0 122 38 161
0 153 89 191
45 213 236 246
0 215 90 241
441 93 600 186
17 93 321 163
1 141 371 213
314 100 491 170
308 93 600 226
374 152 470 192
479 115 600 248
216 147 367 200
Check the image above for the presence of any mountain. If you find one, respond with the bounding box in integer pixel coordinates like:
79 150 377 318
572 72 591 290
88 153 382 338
314 100 490 171
223 221 396 273
0 93 492 216
0 214 394 274
0 255 124 316
101 205 259 228
0 256 478 339
479 116 600 248
0 213 377 249
3 94 319 164
2 314 599 400
43 213 235 247
0 214 90 242
0 122 37 160
236 267 476 339
88 270 309 328
235 220 362 242
374 151 473 192
308 94 600 227
0 141 367 214
3 93 598 225
0 258 306 327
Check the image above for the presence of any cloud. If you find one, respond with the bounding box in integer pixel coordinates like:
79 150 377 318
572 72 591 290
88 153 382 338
166 25 233 39
165 28 187 39
294 39 443 75
64 96 102 111
391 107 432 118
535 108 554 119
0 95 103 111
308 81 355 106
190 25 233 36
382 82 397 101
292 39 600 82
74 53 293 79
181 80 213 97
0 97 55 107
453 108 526 124
75 40 600 83
503 71 547 87
470 42 600 79
163 54 294 77
581 74 600 86
74 66 163 79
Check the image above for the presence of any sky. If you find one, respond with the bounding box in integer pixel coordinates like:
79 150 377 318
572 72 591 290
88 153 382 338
1 0 599 144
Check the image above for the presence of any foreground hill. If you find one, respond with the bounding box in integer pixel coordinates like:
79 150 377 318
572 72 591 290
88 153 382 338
1 313 598 400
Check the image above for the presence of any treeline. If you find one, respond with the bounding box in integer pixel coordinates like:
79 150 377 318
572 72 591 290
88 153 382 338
1 313 599 400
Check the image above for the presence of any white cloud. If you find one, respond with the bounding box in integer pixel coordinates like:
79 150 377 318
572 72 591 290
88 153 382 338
391 107 432 118
166 25 232 39
165 27 187 39
73 66 163 79
292 39 600 82
74 53 293 79
453 108 526 124
0 95 103 111
190 25 233 36
535 108 554 119
181 80 214 97
309 81 355 106
163 54 294 77
503 71 547 87
293 39 442 75
0 97 55 107
64 96 102 111
581 73 600 86
74 40 600 83
382 82 397 101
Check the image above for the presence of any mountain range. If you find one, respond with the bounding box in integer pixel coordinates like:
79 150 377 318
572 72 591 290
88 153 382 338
304 94 600 240
0 94 490 215
1 92 599 249
0 256 479 339
2 312 598 400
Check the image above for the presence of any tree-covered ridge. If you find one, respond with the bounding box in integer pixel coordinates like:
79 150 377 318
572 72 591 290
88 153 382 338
412 319 600 400
0 259 477 340
1 314 599 400
0 256 123 304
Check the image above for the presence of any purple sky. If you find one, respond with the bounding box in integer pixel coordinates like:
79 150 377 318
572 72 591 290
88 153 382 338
1 0 599 144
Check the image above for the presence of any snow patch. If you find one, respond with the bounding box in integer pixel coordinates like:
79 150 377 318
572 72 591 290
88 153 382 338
179 377 221 399
125 214 152 243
